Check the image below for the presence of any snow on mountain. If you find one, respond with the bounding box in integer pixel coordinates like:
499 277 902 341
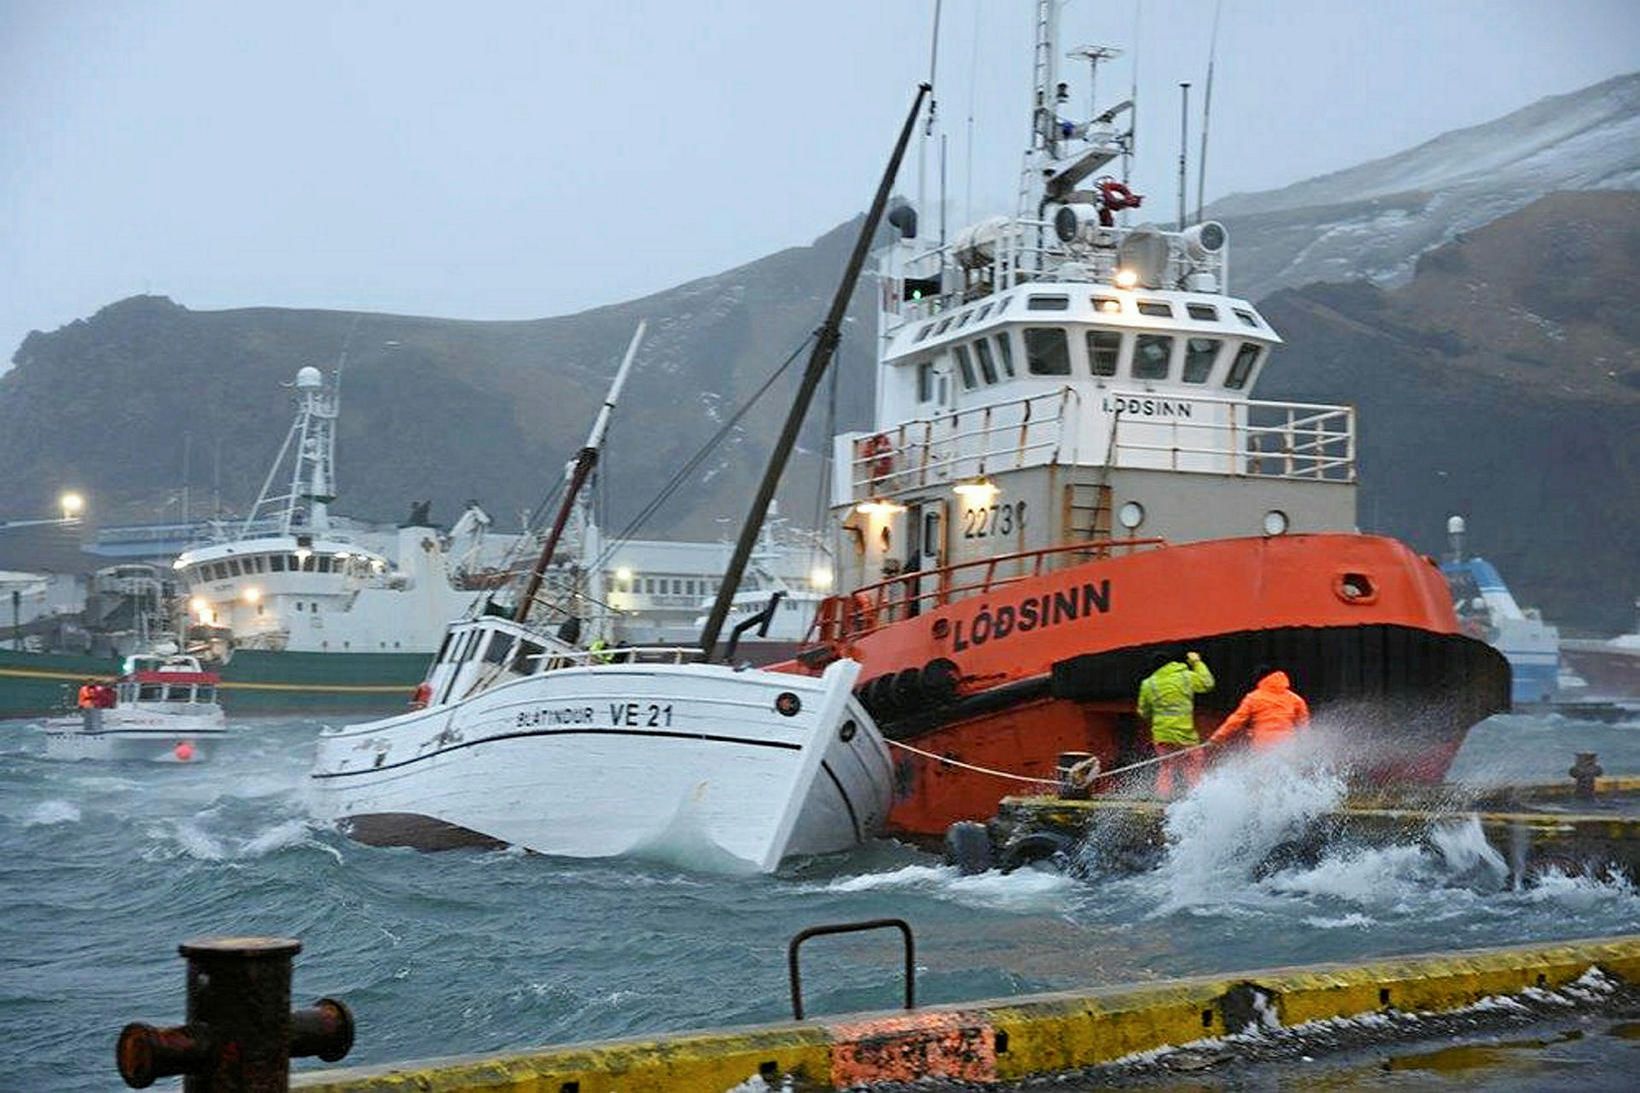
1210 72 1640 300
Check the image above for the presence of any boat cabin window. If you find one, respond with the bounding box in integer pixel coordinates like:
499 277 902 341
1183 337 1219 384
270 554 286 572
914 323 934 343
1234 309 1260 329
974 303 992 322
1086 330 1122 377
514 639 546 674
1027 294 1070 311
1187 303 1219 321
458 629 483 664
1091 295 1121 315
482 631 516 665
952 344 978 389
1226 342 1261 389
993 333 1015 377
972 339 999 384
227 559 242 577
434 630 455 664
994 294 1013 313
917 360 935 402
1137 300 1173 318
317 555 333 574
1024 328 1071 375
954 310 974 328
934 316 954 335
1133 334 1174 380
138 683 163 702
197 686 215 703
164 685 193 703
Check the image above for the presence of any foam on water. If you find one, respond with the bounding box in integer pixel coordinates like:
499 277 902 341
822 862 1079 912
23 799 81 826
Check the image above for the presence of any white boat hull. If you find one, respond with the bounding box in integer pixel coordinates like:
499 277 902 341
309 659 892 871
41 708 228 763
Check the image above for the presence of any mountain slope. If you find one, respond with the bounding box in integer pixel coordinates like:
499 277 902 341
1212 72 1640 300
1255 191 1640 632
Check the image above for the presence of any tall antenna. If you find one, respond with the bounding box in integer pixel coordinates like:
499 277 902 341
1124 0 1140 223
1177 82 1191 231
1196 0 1223 224
917 0 943 236
939 132 948 248
964 0 979 224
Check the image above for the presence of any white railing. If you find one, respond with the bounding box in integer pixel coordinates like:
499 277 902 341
882 216 1228 331
1108 391 1356 482
843 388 1355 502
532 645 706 670
845 389 1083 500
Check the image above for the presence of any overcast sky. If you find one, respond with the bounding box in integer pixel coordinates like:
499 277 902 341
3 0 1636 368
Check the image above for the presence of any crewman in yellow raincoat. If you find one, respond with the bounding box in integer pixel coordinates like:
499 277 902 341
1136 650 1215 798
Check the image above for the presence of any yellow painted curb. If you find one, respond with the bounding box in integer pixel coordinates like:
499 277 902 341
294 934 1640 1092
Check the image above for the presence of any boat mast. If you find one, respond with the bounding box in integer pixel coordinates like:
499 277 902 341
699 83 931 660
514 321 647 626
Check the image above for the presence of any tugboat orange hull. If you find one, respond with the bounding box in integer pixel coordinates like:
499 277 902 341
793 534 1510 838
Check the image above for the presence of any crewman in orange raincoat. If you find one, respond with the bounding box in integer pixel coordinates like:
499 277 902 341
1208 667 1310 752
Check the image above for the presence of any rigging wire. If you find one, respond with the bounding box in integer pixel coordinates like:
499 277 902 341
581 329 820 578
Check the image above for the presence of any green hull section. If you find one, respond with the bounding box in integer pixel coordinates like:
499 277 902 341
0 647 428 718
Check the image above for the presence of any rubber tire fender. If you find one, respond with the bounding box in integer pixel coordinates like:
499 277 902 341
920 657 960 705
943 820 994 876
998 831 1076 874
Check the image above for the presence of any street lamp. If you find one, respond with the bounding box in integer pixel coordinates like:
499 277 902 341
59 491 85 521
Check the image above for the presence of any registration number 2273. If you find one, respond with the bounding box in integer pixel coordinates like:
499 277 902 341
962 500 1026 539
611 702 674 728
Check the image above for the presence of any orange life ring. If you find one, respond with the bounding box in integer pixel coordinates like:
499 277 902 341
408 681 432 710
861 433 894 482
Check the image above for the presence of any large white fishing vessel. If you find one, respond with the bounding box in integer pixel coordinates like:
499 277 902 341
311 320 900 870
169 364 490 712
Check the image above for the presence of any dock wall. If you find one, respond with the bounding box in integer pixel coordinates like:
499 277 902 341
295 934 1640 1092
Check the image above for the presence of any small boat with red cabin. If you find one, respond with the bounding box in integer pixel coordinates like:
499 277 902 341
777 2 1510 839
42 654 228 763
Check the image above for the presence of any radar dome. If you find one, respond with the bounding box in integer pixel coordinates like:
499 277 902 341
295 366 323 389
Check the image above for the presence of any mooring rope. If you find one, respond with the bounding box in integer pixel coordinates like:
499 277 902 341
885 738 1212 787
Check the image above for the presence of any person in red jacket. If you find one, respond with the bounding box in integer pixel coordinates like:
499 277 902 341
1208 666 1310 752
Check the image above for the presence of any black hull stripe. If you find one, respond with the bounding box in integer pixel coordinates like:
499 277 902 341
49 729 228 738
821 760 862 843
313 727 802 780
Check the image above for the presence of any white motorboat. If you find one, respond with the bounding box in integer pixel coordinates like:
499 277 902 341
309 618 889 870
42 654 227 762
310 310 905 870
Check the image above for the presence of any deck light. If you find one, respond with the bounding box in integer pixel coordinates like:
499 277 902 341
242 587 261 604
59 491 85 520
810 566 834 590
855 500 905 516
1113 269 1138 289
294 547 312 563
615 567 633 586
189 596 209 616
952 476 998 502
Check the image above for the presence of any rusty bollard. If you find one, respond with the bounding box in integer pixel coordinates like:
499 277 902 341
117 936 353 1091
1570 752 1603 801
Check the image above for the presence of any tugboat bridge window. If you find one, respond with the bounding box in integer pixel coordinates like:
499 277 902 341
955 310 974 328
270 554 286 572
1024 328 1071 375
1091 295 1120 314
953 344 979 389
1133 334 1174 380
1234 309 1260 328
1086 330 1122 376
227 559 242 577
1027 294 1070 311
914 323 934 343
934 316 954 335
993 333 1016 376
1137 300 1173 318
974 303 993 322
317 555 333 574
1183 338 1220 384
973 339 1000 384
917 360 935 402
1226 343 1261 389
1187 303 1219 321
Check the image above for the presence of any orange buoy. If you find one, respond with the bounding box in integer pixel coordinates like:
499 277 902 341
174 741 195 762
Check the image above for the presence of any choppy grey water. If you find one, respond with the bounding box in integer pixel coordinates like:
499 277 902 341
3 709 1638 1091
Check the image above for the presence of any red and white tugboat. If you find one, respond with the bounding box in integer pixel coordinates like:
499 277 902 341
42 654 228 762
780 2 1509 837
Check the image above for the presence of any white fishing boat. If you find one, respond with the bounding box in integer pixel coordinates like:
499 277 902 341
41 654 227 762
311 296 910 868
309 620 887 869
